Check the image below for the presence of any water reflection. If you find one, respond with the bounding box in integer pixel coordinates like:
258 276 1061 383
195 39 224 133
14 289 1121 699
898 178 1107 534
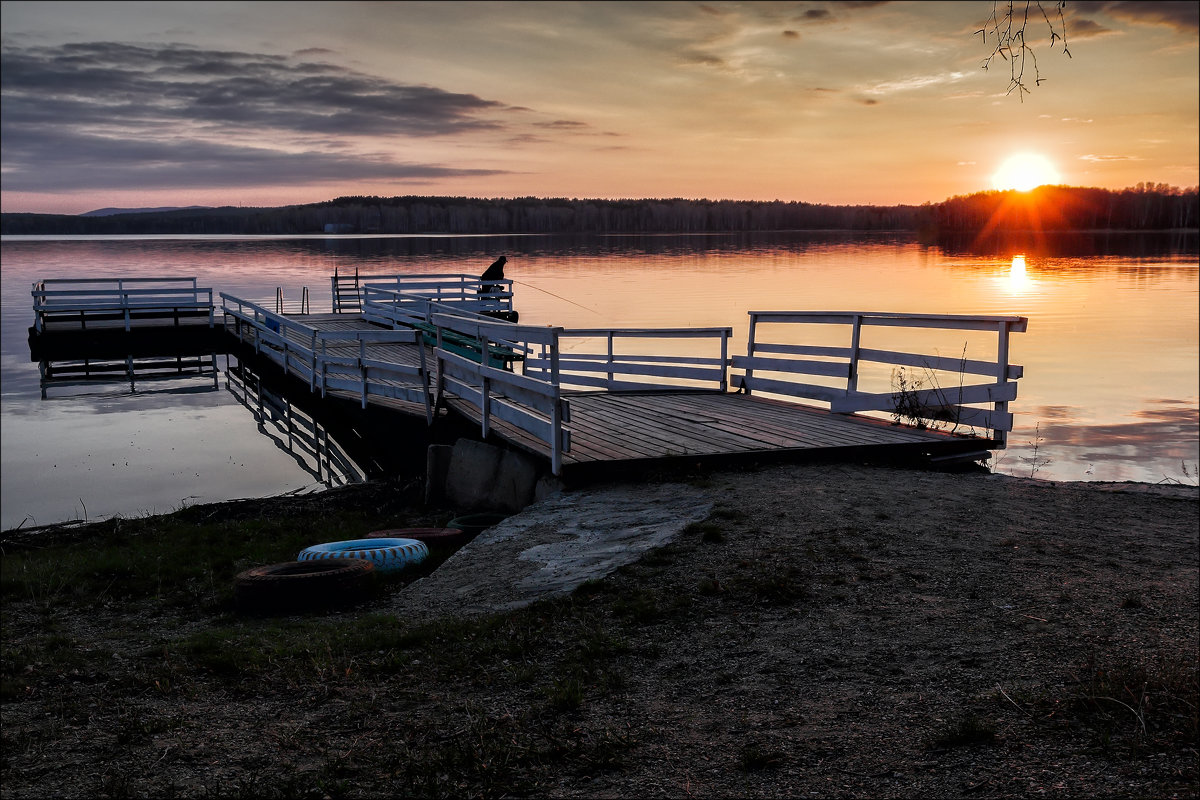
928 230 1199 258
38 354 219 399
225 363 366 488
1007 254 1032 295
2 232 1196 528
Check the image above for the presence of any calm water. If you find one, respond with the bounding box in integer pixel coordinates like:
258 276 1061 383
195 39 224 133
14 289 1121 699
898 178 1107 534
2 232 1197 530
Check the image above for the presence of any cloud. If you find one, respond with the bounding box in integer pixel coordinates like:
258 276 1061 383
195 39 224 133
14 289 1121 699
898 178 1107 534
1074 1 1200 34
0 127 506 193
0 41 557 194
1067 18 1117 39
1 42 515 137
861 71 967 96
1078 153 1140 162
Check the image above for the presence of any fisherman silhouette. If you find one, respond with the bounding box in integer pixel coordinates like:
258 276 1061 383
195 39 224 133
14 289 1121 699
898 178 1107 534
477 255 518 322
479 256 506 295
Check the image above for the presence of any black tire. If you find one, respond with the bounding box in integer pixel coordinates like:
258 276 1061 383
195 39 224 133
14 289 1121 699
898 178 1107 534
234 559 375 615
446 513 509 540
366 527 471 549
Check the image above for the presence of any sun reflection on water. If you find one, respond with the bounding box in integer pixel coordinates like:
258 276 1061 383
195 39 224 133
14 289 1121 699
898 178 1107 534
1007 254 1032 294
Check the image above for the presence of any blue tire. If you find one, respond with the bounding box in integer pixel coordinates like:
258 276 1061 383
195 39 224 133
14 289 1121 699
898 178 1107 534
297 537 428 574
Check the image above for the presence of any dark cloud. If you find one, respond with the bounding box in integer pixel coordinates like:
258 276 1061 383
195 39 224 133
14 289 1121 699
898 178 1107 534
678 51 727 68
0 41 541 193
803 9 831 21
1073 1 1199 33
539 120 591 130
1067 18 1116 39
0 127 504 192
782 30 800 39
1 42 511 137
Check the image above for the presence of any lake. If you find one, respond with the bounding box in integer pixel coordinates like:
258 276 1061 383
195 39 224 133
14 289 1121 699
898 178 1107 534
2 231 1197 530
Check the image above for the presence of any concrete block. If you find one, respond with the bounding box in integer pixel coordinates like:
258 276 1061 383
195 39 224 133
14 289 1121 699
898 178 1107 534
445 438 503 511
443 438 543 513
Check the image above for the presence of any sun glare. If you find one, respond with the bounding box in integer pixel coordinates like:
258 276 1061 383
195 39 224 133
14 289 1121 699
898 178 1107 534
992 153 1061 192
1007 254 1032 294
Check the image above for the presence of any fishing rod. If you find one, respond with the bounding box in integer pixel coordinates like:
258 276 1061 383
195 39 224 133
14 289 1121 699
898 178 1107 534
509 278 603 316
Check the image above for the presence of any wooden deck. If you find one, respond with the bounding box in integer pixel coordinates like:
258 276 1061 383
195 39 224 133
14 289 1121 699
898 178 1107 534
225 311 983 471
219 307 1009 475
447 389 993 475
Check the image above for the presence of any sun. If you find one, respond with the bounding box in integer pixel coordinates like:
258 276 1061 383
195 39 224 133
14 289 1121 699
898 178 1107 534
992 153 1061 192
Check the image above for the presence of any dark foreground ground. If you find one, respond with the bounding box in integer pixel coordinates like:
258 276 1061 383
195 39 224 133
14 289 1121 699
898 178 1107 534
2 464 1197 799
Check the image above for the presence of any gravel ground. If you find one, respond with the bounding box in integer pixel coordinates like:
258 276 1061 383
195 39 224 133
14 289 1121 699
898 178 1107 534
2 463 1197 798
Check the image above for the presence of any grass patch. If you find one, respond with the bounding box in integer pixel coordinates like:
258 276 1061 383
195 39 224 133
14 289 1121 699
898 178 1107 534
931 714 997 749
1064 651 1199 749
740 742 786 770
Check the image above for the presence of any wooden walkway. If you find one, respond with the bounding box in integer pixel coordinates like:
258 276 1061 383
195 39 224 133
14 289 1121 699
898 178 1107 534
447 389 991 475
229 311 997 472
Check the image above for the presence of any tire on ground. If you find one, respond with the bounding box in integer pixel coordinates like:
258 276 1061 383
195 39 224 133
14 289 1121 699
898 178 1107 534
297 538 429 573
365 527 471 549
234 559 375 615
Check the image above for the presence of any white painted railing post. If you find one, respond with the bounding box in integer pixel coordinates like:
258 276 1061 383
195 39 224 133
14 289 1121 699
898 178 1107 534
309 330 317 391
606 332 615 389
847 314 863 395
479 328 491 439
743 313 758 394
550 330 563 475
720 329 729 392
995 320 1011 446
417 336 433 425
359 337 368 409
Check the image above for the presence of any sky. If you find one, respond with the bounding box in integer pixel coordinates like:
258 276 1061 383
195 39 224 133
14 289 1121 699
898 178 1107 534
1 0 1197 215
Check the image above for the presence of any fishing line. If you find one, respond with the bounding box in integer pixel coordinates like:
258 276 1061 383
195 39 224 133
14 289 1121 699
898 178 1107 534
510 278 603 316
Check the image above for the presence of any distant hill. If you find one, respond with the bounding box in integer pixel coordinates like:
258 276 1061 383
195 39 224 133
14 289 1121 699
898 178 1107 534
80 205 213 217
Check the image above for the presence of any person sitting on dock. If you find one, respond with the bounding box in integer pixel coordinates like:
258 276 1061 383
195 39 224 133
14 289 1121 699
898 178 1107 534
479 256 506 296
477 255 518 322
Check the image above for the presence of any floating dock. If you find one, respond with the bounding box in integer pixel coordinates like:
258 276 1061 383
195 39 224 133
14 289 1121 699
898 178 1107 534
29 272 1027 478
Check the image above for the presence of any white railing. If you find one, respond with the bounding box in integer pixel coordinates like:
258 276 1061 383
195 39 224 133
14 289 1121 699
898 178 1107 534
731 311 1027 444
525 327 732 393
221 294 430 420
314 328 431 422
361 284 531 368
354 273 515 321
430 312 571 475
32 277 214 333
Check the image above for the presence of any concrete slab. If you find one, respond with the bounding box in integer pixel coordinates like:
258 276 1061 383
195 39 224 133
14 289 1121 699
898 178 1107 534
397 481 714 622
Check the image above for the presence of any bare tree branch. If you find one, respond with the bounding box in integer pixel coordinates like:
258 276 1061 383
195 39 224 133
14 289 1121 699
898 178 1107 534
977 1 1072 100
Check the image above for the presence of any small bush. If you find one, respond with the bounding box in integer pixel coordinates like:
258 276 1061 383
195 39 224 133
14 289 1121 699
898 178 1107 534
932 714 997 749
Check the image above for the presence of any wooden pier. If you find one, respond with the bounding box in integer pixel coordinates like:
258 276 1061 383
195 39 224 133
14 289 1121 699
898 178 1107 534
30 273 1028 478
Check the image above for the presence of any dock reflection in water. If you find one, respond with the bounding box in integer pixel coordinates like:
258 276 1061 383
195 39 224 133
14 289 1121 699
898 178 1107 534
224 360 368 489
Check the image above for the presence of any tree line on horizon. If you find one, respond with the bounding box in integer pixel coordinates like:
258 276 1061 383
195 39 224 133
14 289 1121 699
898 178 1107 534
2 185 1195 236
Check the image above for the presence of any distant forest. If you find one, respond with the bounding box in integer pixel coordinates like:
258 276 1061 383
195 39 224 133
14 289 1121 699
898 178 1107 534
2 185 1196 236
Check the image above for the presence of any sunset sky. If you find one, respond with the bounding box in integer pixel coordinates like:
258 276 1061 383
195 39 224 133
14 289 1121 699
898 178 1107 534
1 1 1196 215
